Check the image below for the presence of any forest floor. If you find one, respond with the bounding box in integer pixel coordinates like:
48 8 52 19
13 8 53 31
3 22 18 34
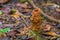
0 0 60 40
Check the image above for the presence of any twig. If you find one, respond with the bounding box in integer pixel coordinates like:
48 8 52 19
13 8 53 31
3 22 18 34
15 9 29 27
20 16 29 27
27 0 60 23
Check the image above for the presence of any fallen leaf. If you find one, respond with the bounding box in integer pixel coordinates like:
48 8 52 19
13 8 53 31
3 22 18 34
7 31 16 37
43 25 51 32
43 31 58 37
0 0 9 4
56 8 60 13
11 10 20 19
19 27 30 35
16 3 28 8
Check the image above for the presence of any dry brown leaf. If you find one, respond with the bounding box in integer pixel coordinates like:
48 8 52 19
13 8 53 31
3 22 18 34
0 0 9 4
43 25 51 32
43 31 57 36
19 27 30 35
56 9 60 12
11 10 20 19
26 32 31 36
16 3 28 8
0 34 6 38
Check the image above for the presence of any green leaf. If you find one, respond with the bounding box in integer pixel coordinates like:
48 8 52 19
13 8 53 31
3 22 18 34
0 11 3 15
0 28 10 34
19 0 26 3
0 30 4 33
3 28 10 33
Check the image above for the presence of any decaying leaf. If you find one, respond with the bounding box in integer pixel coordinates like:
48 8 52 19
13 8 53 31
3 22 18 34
30 8 42 32
0 33 6 38
0 0 9 4
43 24 51 32
56 8 60 13
16 3 28 8
7 31 16 37
19 27 30 35
11 10 20 19
43 31 59 37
